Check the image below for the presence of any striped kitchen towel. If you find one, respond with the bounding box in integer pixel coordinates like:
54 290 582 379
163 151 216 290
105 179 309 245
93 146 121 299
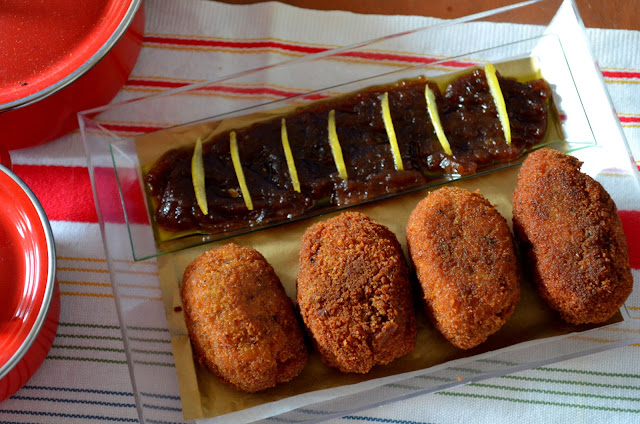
1 1 639 423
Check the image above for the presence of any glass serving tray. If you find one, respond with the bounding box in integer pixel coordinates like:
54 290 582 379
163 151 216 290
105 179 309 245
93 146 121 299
79 1 640 423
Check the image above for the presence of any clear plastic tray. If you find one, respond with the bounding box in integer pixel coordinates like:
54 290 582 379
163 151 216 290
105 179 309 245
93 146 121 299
79 1 640 423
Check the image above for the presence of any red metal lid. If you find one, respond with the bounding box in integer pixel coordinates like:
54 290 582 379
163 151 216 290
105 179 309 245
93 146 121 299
0 165 55 378
0 0 134 109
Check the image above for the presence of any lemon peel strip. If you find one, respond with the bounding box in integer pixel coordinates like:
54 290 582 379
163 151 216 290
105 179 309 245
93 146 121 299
281 118 301 192
327 109 348 179
191 137 208 215
230 131 254 211
485 63 511 145
381 92 404 171
425 84 452 156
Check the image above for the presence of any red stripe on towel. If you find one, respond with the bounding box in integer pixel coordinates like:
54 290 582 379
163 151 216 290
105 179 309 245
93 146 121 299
143 36 328 54
619 116 640 124
124 79 327 99
143 36 473 68
13 165 99 223
619 210 640 269
601 70 640 79
12 165 149 225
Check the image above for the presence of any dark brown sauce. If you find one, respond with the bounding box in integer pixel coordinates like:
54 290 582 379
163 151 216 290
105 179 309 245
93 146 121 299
145 70 551 235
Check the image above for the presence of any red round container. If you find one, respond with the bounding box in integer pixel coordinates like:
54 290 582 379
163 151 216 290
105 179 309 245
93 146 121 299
0 0 145 151
0 151 60 402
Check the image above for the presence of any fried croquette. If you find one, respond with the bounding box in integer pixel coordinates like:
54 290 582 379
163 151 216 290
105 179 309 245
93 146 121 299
296 212 417 373
406 187 520 350
512 148 632 324
180 243 308 393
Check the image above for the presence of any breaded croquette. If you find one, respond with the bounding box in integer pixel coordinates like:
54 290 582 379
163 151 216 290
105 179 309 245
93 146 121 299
181 243 308 392
406 187 520 350
297 212 417 373
512 148 632 324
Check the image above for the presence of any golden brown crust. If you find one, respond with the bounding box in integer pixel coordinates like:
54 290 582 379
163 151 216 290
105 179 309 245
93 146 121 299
512 148 632 324
406 187 520 350
181 243 308 393
296 212 417 373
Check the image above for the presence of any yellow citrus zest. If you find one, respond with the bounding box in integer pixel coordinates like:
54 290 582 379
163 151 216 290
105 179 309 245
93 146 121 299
280 118 301 193
327 109 348 179
230 131 254 211
191 137 208 215
381 92 404 171
485 63 511 145
425 84 452 156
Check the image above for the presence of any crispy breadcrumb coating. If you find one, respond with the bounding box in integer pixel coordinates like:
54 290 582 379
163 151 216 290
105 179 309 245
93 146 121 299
406 187 520 349
512 148 632 324
297 212 416 373
181 243 308 393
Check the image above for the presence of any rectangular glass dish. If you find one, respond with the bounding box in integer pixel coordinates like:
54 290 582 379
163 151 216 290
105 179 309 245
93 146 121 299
80 1 640 423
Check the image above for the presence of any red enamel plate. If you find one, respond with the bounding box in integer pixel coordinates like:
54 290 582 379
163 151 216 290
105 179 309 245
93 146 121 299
0 161 58 401
0 0 144 150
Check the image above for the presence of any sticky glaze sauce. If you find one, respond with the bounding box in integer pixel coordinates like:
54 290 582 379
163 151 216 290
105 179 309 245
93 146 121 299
145 70 551 235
